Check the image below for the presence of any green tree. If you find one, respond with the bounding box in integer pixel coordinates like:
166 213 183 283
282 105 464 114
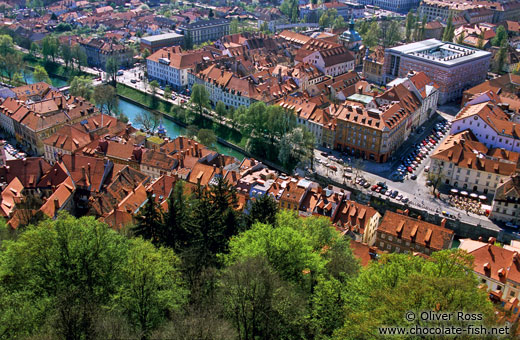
405 11 416 42
492 25 507 47
30 41 40 55
183 31 193 50
334 250 495 339
113 238 187 339
162 180 193 251
132 191 164 245
215 100 226 123
106 56 120 85
477 31 486 50
442 13 455 42
230 18 239 34
363 21 381 48
494 40 508 73
142 48 151 60
72 44 87 71
60 43 73 69
319 12 330 28
197 129 217 148
246 194 279 227
278 126 315 169
163 85 171 100
41 35 59 62
33 65 51 84
456 31 466 44
2 52 24 82
0 213 128 339
69 76 94 99
0 34 14 56
332 15 347 29
93 84 118 114
383 20 402 47
218 256 306 340
225 211 358 290
149 80 159 108
190 83 210 118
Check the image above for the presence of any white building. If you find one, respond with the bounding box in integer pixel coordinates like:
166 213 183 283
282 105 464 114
300 47 355 77
147 47 215 91
450 99 520 153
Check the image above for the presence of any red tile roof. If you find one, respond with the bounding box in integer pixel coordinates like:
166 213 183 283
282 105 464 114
378 211 454 251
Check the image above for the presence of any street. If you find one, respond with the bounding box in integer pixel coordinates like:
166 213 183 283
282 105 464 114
312 106 503 234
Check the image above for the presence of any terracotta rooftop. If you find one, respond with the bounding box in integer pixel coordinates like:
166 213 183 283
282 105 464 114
461 240 520 285
431 130 520 175
0 177 24 217
379 211 454 251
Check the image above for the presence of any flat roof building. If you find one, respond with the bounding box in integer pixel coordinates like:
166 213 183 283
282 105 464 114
140 32 184 53
383 39 491 104
177 19 230 45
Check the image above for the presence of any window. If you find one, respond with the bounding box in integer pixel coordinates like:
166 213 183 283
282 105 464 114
381 233 385 239
388 236 393 241
386 244 391 250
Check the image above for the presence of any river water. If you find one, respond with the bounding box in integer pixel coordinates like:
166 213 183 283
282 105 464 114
23 69 245 160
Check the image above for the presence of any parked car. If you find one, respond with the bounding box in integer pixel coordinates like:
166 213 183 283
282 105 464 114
401 197 409 203
363 182 371 188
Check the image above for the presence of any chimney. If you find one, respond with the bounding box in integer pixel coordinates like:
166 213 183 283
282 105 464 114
441 218 447 228
403 209 409 216
87 163 91 176
54 198 59 211
417 215 422 220
81 166 86 178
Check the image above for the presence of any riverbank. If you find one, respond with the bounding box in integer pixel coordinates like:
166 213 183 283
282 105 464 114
22 53 95 83
116 84 290 172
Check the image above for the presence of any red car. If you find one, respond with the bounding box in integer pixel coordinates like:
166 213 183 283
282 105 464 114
407 167 414 173
371 184 378 191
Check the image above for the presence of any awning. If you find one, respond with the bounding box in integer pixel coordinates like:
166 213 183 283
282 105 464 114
470 193 478 198
479 195 487 201
450 188 458 194
460 191 469 196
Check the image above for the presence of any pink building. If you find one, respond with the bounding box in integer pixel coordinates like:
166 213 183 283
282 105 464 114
383 39 491 104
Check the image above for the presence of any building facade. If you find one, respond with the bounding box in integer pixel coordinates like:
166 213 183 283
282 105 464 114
140 32 184 53
358 0 421 13
376 211 454 255
491 175 520 225
383 39 491 104
177 19 230 45
147 47 215 91
430 131 520 195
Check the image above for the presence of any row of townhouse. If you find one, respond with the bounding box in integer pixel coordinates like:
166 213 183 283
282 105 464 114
0 84 98 155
